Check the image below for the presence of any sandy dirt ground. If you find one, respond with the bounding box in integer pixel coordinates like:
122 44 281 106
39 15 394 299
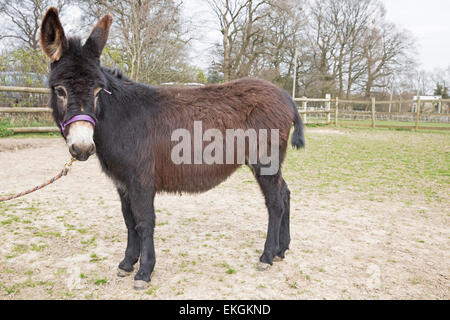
0 131 448 300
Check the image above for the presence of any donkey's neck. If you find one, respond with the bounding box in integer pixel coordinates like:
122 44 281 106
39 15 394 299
96 70 156 135
93 69 160 181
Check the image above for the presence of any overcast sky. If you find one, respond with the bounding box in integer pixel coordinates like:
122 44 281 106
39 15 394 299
382 0 450 72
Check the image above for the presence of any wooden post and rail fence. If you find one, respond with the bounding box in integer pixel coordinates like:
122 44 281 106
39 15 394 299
294 94 450 130
1 85 450 133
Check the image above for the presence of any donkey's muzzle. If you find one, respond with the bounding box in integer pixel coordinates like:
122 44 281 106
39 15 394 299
69 143 96 161
66 121 96 161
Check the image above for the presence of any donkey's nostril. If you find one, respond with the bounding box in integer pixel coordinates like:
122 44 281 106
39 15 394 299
69 144 80 156
88 144 96 155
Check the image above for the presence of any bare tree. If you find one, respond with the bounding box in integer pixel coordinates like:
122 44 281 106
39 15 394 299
255 0 304 88
361 22 415 97
328 0 385 98
301 0 339 96
80 0 192 83
294 0 415 98
298 0 385 97
0 0 67 49
206 0 274 82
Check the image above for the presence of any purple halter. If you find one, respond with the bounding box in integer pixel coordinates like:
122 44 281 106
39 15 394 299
59 115 96 138
58 88 111 137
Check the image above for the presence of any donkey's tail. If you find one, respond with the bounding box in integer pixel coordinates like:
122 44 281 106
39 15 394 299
284 92 305 149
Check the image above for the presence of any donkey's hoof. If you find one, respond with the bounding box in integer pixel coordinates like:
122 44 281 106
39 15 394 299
257 262 271 271
134 280 149 290
117 268 133 277
273 256 284 262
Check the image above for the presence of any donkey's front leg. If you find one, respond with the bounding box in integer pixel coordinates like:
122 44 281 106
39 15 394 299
117 187 140 277
129 184 156 290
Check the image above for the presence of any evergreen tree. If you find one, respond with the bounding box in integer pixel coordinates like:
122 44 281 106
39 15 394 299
434 83 449 99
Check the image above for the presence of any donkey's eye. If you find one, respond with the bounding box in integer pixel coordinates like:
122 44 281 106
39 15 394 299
55 87 66 98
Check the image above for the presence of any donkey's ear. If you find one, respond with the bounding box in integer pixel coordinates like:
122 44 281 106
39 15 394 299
40 7 68 62
83 15 113 58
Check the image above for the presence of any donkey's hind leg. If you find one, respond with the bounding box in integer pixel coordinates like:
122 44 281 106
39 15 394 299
117 187 141 277
251 166 285 270
275 179 291 261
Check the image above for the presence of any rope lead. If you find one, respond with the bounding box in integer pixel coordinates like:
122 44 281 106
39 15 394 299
0 158 76 202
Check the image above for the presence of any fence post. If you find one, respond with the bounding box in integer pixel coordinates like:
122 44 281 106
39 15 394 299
325 93 331 124
292 48 298 99
371 97 376 128
415 96 421 129
302 97 307 124
335 97 339 126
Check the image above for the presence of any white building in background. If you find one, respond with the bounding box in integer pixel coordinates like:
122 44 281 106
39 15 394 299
412 96 443 113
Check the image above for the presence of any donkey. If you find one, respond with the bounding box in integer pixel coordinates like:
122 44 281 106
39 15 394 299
39 7 304 290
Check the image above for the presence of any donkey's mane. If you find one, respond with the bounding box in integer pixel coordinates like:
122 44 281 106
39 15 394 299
102 67 131 81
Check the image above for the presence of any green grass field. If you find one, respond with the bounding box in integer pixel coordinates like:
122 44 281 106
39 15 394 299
0 121 13 137
283 127 449 206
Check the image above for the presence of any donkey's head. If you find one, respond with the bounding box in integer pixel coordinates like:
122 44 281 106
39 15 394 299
40 7 112 161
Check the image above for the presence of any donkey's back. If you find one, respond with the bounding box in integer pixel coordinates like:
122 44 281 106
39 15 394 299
158 78 296 132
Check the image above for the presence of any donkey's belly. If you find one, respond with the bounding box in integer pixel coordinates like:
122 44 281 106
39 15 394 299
156 163 241 193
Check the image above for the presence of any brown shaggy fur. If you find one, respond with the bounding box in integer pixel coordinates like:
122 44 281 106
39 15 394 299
135 78 295 193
